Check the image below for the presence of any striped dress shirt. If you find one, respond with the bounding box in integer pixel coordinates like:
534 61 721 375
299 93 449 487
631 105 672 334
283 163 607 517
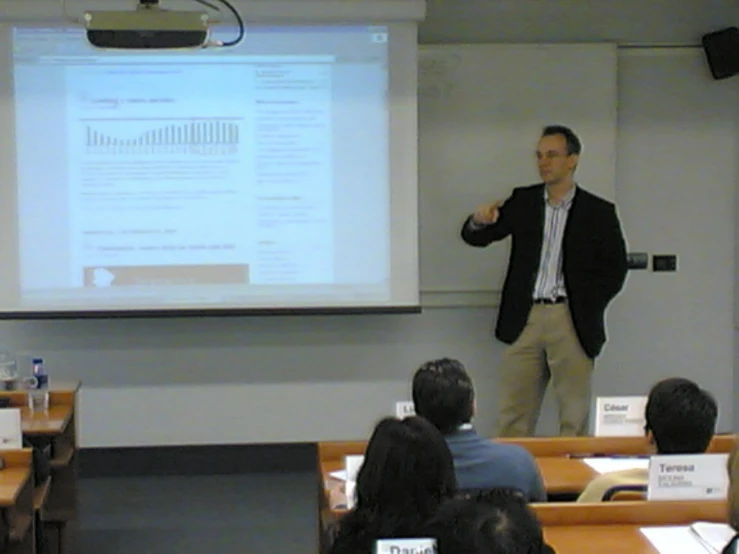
532 185 576 300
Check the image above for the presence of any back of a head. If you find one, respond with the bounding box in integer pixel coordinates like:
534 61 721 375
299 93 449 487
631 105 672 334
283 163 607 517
412 358 474 434
645 377 718 454
425 488 545 554
352 416 457 531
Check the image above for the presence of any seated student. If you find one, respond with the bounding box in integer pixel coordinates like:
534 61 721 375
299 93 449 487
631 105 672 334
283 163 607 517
723 441 739 554
577 377 718 502
326 416 457 554
424 487 556 554
412 358 546 501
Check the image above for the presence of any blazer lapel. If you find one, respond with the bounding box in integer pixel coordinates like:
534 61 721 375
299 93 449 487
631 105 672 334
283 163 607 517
562 186 583 253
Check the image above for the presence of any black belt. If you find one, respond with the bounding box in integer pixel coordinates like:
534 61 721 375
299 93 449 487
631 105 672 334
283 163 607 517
533 296 567 304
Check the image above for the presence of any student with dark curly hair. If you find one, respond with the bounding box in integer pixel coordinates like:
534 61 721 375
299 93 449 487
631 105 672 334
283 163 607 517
424 487 556 554
326 416 457 554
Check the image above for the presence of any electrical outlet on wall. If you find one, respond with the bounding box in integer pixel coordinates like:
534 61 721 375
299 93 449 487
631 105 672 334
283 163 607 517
652 254 678 272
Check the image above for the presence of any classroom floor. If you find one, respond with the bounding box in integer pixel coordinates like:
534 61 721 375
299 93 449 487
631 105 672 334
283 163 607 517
77 472 318 554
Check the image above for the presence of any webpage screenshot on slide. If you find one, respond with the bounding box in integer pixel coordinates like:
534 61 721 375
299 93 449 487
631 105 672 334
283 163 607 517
0 23 417 315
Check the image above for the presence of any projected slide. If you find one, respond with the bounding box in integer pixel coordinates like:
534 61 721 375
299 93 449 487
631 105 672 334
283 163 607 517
65 64 254 290
63 61 334 290
5 24 405 313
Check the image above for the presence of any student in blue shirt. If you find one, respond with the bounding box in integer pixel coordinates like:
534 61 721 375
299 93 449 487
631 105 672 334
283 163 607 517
412 358 546 501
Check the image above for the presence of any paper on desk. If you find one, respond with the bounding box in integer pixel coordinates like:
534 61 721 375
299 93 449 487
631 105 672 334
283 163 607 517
690 522 735 552
582 457 650 475
329 455 365 482
640 526 714 554
0 408 22 450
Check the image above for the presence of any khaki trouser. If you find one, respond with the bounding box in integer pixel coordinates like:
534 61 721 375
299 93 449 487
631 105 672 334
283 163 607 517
496 303 594 437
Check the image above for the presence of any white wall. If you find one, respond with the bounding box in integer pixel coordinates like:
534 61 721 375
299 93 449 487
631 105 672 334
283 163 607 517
0 0 737 446
599 48 737 428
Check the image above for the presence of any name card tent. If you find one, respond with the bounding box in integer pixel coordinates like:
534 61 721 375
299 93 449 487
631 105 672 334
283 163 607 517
375 538 437 554
593 396 648 436
647 453 729 501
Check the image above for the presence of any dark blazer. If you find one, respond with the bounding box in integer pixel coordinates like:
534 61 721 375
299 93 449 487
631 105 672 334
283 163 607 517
461 184 627 359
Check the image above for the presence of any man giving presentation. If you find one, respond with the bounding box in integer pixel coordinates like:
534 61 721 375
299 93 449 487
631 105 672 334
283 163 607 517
461 125 628 437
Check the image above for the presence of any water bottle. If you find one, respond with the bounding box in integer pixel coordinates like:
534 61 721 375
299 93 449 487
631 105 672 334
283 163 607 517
28 357 49 412
32 358 48 389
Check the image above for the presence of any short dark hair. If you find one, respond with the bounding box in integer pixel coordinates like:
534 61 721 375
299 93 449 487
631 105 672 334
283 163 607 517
329 416 457 554
424 488 550 554
645 377 718 454
542 125 582 156
412 358 474 434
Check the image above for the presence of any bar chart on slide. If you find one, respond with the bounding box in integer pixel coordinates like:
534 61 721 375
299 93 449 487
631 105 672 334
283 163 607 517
83 117 242 155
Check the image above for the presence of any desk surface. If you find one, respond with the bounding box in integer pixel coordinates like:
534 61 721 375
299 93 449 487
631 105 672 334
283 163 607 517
21 404 74 436
321 456 597 513
544 524 657 553
0 467 31 507
537 457 597 495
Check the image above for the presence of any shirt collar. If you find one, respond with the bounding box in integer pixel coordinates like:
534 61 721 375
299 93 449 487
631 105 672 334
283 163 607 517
544 183 577 208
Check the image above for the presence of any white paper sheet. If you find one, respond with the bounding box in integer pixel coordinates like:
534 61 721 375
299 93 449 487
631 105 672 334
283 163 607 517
329 469 347 481
582 457 650 475
0 408 22 450
690 522 735 553
640 526 713 554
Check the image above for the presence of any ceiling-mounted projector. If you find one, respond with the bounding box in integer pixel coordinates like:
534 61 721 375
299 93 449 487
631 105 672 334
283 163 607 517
84 0 210 49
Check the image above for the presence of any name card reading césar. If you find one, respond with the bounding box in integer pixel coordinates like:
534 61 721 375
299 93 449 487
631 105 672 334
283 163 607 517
647 453 729 500
395 401 415 419
375 538 437 554
593 396 647 436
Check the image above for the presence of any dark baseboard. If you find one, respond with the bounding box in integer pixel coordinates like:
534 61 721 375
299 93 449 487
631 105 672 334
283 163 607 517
79 442 317 478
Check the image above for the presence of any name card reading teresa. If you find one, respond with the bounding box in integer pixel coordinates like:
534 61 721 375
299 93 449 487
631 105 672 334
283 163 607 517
593 396 647 436
375 538 437 554
647 453 729 500
395 401 415 419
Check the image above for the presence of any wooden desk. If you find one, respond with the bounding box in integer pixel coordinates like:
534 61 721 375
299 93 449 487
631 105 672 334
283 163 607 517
544 525 657 553
320 456 597 517
317 434 736 464
501 434 736 457
537 457 597 495
317 434 736 501
0 382 80 554
535 500 727 554
317 436 736 547
0 449 35 554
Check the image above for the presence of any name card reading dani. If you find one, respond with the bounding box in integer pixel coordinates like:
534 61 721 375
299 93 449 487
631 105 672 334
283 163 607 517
594 396 647 436
375 538 437 554
647 453 729 500
395 401 415 419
